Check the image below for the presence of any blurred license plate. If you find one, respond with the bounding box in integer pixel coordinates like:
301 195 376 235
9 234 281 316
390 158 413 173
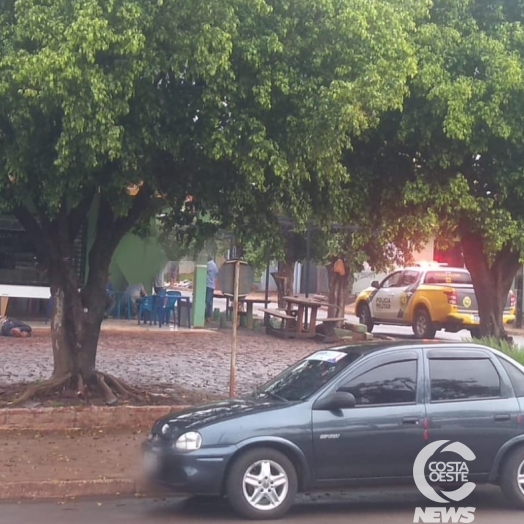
143 451 159 474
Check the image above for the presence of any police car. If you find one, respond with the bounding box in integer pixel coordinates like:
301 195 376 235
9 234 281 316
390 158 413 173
355 263 516 338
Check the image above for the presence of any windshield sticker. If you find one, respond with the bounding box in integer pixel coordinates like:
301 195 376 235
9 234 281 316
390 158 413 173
307 350 346 363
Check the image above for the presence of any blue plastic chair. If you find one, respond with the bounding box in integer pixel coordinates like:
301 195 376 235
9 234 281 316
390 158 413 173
115 292 132 320
137 296 157 325
161 291 182 326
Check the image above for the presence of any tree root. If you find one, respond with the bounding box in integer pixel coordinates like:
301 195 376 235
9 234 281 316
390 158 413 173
11 373 73 406
96 373 118 406
76 373 86 398
7 371 145 407
99 372 143 402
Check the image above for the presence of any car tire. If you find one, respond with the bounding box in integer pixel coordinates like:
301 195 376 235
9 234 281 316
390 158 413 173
358 304 374 333
412 307 436 339
225 447 298 520
499 445 524 509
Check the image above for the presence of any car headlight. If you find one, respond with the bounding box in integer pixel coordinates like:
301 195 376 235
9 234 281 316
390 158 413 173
161 424 170 436
175 431 202 451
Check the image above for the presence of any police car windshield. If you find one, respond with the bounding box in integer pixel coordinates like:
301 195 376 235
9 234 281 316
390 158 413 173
424 271 472 285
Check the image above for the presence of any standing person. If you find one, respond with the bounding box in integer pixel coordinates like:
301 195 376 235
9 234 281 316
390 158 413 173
153 267 165 295
123 283 146 317
206 257 219 321
168 262 179 288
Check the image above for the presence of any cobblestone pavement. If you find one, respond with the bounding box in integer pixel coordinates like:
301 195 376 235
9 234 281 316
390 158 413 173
0 329 331 397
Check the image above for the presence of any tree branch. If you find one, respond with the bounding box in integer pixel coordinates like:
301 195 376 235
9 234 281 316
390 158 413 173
68 189 96 242
82 187 156 310
12 204 51 265
493 243 521 289
113 185 156 247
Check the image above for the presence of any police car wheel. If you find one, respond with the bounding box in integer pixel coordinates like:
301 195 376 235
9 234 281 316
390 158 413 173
499 445 524 509
412 307 436 339
358 304 374 333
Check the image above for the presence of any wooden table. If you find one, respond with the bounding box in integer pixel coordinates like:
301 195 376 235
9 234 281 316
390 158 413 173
283 296 330 339
214 293 273 328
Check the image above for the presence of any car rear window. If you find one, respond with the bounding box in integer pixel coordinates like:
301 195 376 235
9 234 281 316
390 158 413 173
429 358 501 401
498 357 524 397
424 271 472 285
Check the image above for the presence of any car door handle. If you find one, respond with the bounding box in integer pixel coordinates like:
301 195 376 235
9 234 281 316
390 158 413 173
402 416 420 425
494 413 511 422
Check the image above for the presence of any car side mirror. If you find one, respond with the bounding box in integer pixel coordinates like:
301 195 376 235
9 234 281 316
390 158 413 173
371 280 379 289
313 391 356 411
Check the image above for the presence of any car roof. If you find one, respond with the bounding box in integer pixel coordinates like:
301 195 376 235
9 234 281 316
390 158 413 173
403 266 469 273
325 340 489 355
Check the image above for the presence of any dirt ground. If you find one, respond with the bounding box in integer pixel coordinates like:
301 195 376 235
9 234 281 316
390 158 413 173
0 429 142 483
0 328 331 405
0 328 332 485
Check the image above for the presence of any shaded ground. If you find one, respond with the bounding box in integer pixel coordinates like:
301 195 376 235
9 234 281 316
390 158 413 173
2 485 522 524
0 429 142 483
0 328 330 406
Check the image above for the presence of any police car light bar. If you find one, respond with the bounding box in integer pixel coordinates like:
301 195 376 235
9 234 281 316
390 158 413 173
414 261 449 267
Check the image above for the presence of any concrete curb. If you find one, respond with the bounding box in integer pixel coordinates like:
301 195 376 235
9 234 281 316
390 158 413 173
0 479 139 501
0 405 191 432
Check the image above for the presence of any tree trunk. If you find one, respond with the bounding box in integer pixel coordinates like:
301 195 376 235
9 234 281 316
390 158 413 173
461 234 520 339
49 259 108 384
278 259 295 297
10 188 155 403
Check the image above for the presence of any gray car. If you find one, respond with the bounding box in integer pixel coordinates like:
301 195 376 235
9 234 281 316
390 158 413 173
143 341 524 519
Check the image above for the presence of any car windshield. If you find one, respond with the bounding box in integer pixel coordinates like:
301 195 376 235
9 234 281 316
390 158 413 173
424 271 472 285
254 349 362 402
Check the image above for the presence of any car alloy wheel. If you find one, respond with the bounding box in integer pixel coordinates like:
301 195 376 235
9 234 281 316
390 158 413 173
412 307 436 339
518 459 524 496
226 447 298 519
499 446 524 509
242 459 289 510
416 314 427 335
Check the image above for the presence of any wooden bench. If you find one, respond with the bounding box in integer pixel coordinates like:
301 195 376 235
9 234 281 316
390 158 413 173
260 308 297 339
321 317 346 323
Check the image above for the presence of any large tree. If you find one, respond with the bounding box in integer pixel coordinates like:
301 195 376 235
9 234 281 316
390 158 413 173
0 0 420 403
346 0 524 339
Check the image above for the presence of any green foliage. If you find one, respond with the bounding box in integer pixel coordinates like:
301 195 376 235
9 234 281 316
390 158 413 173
397 0 524 259
194 0 424 238
0 0 425 266
0 0 239 224
469 336 524 366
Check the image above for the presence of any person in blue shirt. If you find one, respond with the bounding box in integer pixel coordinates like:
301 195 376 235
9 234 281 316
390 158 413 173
0 316 32 337
206 257 219 320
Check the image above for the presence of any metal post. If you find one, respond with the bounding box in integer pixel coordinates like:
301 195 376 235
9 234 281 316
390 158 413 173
229 259 240 398
305 224 311 328
305 224 311 298
264 250 270 326
517 267 523 329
